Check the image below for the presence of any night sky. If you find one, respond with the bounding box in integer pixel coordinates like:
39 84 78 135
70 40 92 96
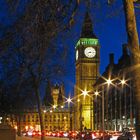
0 1 140 97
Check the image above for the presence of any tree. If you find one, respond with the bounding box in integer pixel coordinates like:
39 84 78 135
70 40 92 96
2 1 80 140
0 39 36 135
0 80 12 118
122 0 140 139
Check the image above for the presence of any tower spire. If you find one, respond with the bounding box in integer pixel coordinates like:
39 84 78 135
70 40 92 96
81 12 97 38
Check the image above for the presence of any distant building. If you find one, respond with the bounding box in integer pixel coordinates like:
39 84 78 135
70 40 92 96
9 83 72 131
51 84 65 107
43 81 65 108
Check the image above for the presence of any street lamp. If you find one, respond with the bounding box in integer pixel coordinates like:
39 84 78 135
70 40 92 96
79 90 89 131
77 99 80 102
106 78 112 130
95 77 113 134
119 79 126 131
121 79 126 85
53 105 56 109
120 78 134 129
66 96 72 108
82 90 88 97
67 97 72 103
129 80 134 128
120 78 127 128
93 88 105 140
94 91 99 96
61 105 64 109
107 79 112 85
93 90 100 130
101 87 105 137
103 78 112 138
66 96 73 131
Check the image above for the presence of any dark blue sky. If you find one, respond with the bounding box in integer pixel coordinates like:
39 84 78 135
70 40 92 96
0 1 140 96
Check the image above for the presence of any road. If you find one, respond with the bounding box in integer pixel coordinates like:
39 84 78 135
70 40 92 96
16 136 69 140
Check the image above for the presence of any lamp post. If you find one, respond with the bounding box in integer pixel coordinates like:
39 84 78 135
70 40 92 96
103 78 112 138
123 80 127 128
80 90 88 131
120 79 126 130
94 90 99 130
102 86 105 140
70 106 72 131
106 78 112 131
93 89 105 140
67 97 72 108
129 80 133 128
106 79 112 130
80 104 83 132
66 96 72 131
115 82 118 131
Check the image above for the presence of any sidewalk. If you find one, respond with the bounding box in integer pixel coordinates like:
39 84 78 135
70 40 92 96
16 136 69 140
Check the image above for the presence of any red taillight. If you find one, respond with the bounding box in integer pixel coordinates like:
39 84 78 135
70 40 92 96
92 133 97 139
72 133 76 136
32 132 36 136
52 133 56 136
81 134 85 137
48 132 51 136
96 132 99 136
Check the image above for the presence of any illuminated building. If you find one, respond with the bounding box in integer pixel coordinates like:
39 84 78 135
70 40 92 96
9 83 71 131
74 12 100 131
9 108 71 131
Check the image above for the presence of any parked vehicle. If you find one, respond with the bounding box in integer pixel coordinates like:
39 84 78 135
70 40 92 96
110 131 123 140
76 131 111 140
117 132 133 140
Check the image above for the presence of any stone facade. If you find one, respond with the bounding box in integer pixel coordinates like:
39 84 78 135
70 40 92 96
74 12 100 131
7 84 72 132
8 107 71 131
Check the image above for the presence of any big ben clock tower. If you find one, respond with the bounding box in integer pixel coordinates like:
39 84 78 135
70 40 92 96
74 12 100 130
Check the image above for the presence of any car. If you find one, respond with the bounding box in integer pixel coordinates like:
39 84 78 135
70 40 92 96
21 130 28 136
32 130 41 136
51 131 57 137
55 131 64 137
110 131 123 140
83 131 93 140
75 131 110 140
76 131 87 140
92 131 111 140
63 131 69 137
69 131 78 139
117 132 133 140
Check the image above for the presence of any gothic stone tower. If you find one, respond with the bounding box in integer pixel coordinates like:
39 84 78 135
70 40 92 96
51 84 59 106
75 12 100 130
51 84 65 107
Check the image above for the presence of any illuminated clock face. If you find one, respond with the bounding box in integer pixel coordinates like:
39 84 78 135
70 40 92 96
84 47 96 58
76 50 78 60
